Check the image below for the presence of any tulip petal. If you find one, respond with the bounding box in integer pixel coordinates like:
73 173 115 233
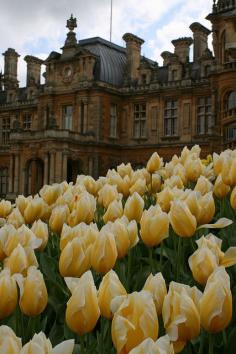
198 218 233 230
52 339 75 354
221 247 236 267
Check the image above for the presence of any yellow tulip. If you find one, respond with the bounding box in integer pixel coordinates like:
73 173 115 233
194 175 213 195
65 271 100 335
107 220 130 259
156 187 174 213
39 183 63 205
0 200 12 218
147 152 162 173
60 222 98 251
117 162 133 178
150 173 162 193
107 170 131 197
103 199 123 223
68 191 96 226
164 175 184 190
213 174 230 199
162 282 201 348
15 266 48 316
129 335 174 354
24 197 44 225
200 267 232 333
0 224 16 261
143 273 167 315
7 208 25 229
98 270 127 319
16 195 32 216
4 244 38 275
184 156 203 182
197 192 215 225
129 178 147 196
140 206 169 247
221 157 236 186
31 220 49 251
184 191 201 220
131 168 151 185
230 186 236 210
49 205 70 234
112 291 159 354
98 184 120 209
91 227 118 274
0 269 18 319
119 216 139 248
0 325 22 353
124 192 144 222
80 175 98 195
169 200 197 237
59 237 92 277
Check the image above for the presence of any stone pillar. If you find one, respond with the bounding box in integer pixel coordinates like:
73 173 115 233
13 154 19 193
49 151 55 184
84 102 88 132
8 154 14 193
44 154 49 185
62 152 68 181
55 151 63 183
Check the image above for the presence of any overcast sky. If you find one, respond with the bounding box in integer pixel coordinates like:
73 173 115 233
0 0 213 86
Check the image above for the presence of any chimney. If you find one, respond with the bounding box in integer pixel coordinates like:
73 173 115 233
123 33 144 82
171 37 193 63
2 48 20 90
161 51 173 66
24 55 44 86
190 22 211 62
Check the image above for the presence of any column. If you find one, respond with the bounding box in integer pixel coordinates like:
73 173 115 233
43 154 49 185
49 151 55 184
55 151 63 183
13 154 19 193
84 101 88 132
62 152 68 181
8 154 14 193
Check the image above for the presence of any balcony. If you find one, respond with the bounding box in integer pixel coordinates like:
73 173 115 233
222 109 236 124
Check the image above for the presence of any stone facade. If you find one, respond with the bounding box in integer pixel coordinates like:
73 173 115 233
0 2 236 198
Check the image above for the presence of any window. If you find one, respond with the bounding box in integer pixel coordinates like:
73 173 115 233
62 105 73 130
110 104 118 138
0 168 8 196
227 92 236 111
133 104 147 138
2 118 10 145
171 70 178 81
23 114 32 130
164 100 178 136
225 126 236 141
196 97 212 135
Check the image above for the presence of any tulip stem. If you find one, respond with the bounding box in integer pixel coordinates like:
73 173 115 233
176 237 182 281
80 335 86 354
127 249 132 292
160 241 164 273
149 247 154 273
208 333 214 354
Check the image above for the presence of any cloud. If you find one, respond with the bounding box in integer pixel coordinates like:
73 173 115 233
0 0 213 85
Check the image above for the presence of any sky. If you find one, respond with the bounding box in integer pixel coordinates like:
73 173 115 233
0 0 213 86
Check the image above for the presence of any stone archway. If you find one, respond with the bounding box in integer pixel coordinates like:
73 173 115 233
25 158 44 195
67 159 83 183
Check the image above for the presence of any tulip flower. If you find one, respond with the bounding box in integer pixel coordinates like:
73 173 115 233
169 200 197 237
98 184 120 209
91 226 118 273
98 270 127 319
118 215 139 248
213 174 230 199
197 192 215 225
78 175 98 195
65 271 100 335
112 291 159 353
104 220 130 259
4 244 38 275
0 223 16 261
59 237 92 277
230 186 236 210
31 220 49 251
194 175 213 195
156 187 174 213
200 267 232 333
39 183 63 205
16 195 32 216
221 156 236 186
140 205 169 247
0 200 12 218
147 152 162 173
24 196 44 225
7 208 25 229
162 282 201 350
60 222 98 251
129 335 174 354
103 199 123 223
14 266 48 316
107 170 131 197
49 205 70 234
129 178 147 196
68 191 96 226
149 173 162 193
0 269 18 319
131 168 151 185
189 234 236 285
0 326 22 353
124 192 144 222
117 162 133 178
143 273 167 315
184 155 203 182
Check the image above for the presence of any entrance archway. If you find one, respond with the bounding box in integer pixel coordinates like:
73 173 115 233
25 158 44 195
67 159 83 183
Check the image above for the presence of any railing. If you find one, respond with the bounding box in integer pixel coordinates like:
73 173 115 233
223 109 236 119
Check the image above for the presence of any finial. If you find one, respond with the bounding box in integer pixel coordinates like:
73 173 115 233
66 14 77 32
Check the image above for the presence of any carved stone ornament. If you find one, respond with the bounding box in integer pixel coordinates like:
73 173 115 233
62 65 74 82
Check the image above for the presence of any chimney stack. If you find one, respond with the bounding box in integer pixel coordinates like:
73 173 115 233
123 33 144 82
172 37 193 63
190 22 211 62
24 55 44 86
2 48 20 90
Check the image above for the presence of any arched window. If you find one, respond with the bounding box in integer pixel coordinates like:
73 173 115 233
227 92 236 110
0 168 8 196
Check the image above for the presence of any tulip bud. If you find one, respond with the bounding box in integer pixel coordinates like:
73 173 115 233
147 152 162 173
91 227 118 274
7 208 25 229
197 192 215 225
169 200 197 237
98 270 127 319
0 269 18 319
98 184 120 209
129 335 174 354
140 206 169 247
118 216 139 249
156 187 174 213
49 205 70 234
14 266 48 316
4 244 38 275
221 157 236 186
213 174 230 199
39 183 63 205
31 220 49 251
162 282 201 348
0 224 16 261
68 192 96 226
107 220 130 259
129 178 147 196
184 191 201 220
150 173 162 193
185 156 203 182
117 162 133 178
230 186 236 210
112 291 159 353
0 326 22 353
0 200 12 218
103 199 123 223
24 197 44 225
60 222 98 251
200 267 232 333
16 195 32 216
59 237 92 277
65 271 100 335
143 273 167 315
124 192 144 222
194 175 213 195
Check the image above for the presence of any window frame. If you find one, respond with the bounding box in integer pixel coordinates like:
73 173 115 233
164 99 178 136
133 103 147 139
62 105 73 130
196 97 212 135
0 168 8 196
109 103 118 138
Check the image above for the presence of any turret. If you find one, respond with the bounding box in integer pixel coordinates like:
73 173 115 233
24 55 44 86
172 37 193 63
190 22 211 62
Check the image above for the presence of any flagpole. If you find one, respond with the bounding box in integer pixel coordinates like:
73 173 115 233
110 0 113 42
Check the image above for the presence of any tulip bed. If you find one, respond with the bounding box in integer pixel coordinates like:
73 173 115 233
0 145 236 354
